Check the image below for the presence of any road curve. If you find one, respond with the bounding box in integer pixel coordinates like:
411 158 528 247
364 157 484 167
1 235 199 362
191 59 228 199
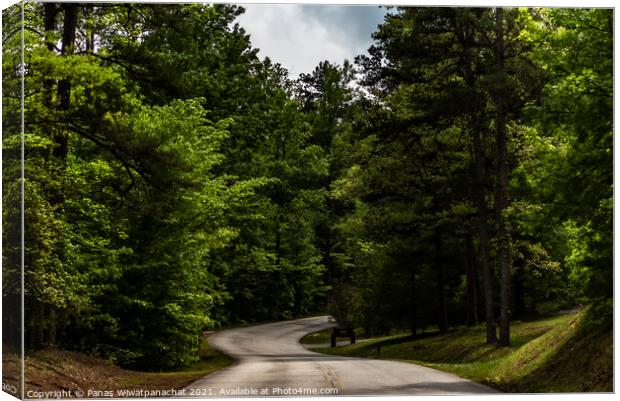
185 316 497 396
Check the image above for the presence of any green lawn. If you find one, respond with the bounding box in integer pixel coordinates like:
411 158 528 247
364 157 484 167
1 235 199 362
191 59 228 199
311 310 612 392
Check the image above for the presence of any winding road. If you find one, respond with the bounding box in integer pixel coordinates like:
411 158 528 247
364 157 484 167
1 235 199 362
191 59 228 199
185 316 497 396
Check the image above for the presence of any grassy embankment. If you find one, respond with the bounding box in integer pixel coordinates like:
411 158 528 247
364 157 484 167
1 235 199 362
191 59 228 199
3 338 233 395
304 309 612 392
300 326 370 345
300 330 333 344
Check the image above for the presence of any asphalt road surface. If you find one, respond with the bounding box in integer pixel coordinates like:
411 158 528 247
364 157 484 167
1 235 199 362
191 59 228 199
185 316 497 396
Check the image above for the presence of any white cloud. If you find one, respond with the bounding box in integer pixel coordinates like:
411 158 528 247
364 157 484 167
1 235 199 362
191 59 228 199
237 4 385 77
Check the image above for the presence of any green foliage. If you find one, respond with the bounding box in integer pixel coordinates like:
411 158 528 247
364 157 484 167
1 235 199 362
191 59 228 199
520 8 612 301
580 298 613 332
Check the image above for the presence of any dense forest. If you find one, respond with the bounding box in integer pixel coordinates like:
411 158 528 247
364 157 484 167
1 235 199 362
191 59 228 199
2 3 612 372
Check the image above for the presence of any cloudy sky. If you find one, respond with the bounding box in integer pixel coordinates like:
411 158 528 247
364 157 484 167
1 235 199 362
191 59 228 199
236 4 389 77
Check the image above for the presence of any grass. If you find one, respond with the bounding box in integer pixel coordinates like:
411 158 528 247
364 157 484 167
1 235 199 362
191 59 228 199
300 329 334 344
312 309 612 393
300 326 405 345
18 338 234 395
300 327 366 345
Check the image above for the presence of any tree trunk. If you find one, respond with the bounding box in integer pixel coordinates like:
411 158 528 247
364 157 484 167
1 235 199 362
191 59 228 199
494 7 512 347
48 305 57 345
32 301 45 347
275 215 282 269
85 5 95 101
410 269 417 338
513 268 526 319
457 20 497 344
465 232 479 326
274 131 285 270
436 232 448 333
472 126 497 344
54 4 77 160
43 4 56 109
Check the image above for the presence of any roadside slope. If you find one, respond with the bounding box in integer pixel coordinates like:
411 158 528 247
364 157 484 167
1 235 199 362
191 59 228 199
311 310 612 392
14 339 233 396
